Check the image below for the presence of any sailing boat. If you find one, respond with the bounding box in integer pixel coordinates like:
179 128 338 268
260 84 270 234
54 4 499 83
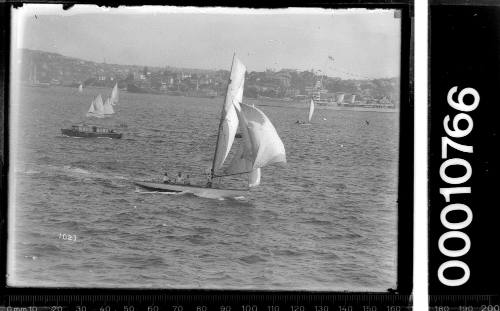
27 63 49 87
111 83 119 105
60 94 122 138
308 98 315 122
296 99 315 125
135 56 286 198
103 97 115 115
78 84 83 93
86 94 105 118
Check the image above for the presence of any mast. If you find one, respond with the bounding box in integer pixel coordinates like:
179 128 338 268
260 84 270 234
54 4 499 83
210 53 236 183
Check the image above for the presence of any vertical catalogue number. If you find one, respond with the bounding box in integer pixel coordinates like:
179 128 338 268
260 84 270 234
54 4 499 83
438 86 479 286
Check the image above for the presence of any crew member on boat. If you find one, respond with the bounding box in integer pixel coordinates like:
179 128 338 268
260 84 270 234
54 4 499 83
175 172 184 184
162 172 171 184
206 174 212 188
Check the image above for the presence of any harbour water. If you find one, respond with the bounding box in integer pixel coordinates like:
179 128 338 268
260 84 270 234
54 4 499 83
8 85 399 290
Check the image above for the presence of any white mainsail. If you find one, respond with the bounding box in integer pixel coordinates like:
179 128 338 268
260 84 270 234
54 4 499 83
78 84 83 93
94 94 104 114
308 99 315 122
111 83 119 105
86 94 105 118
212 56 246 171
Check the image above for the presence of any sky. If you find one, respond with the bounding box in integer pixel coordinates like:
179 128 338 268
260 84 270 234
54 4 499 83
13 5 401 79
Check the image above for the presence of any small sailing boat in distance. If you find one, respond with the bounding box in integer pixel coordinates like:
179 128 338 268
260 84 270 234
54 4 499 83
111 83 119 105
78 84 83 93
308 98 315 122
135 55 286 198
296 98 315 125
86 94 105 118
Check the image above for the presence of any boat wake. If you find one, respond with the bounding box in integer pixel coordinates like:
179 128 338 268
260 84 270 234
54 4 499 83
134 187 227 200
17 164 128 185
190 190 250 201
64 166 92 175
192 192 226 200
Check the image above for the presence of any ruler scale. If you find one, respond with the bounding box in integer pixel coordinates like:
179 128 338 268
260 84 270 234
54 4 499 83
3 294 499 310
1 293 413 311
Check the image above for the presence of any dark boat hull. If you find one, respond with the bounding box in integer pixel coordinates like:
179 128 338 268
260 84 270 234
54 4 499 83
61 129 122 139
134 181 248 199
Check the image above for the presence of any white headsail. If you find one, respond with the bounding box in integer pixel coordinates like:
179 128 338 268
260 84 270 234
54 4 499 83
86 94 105 118
103 97 115 115
87 100 95 114
225 103 286 187
308 99 315 122
248 168 261 187
212 56 246 171
111 83 119 105
239 103 286 169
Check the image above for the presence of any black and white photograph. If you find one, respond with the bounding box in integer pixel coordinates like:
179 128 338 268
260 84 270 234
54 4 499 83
7 5 403 291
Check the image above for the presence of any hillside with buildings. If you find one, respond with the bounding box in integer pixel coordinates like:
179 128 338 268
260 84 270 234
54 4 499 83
19 49 400 108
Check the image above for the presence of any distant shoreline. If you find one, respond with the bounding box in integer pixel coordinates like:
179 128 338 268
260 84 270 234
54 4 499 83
244 97 399 114
21 84 399 114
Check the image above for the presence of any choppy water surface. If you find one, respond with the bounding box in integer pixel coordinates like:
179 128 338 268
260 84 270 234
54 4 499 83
9 86 399 290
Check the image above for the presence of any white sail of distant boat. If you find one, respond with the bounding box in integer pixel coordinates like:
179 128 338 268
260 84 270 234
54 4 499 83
308 98 315 122
86 94 105 118
111 83 119 105
103 97 115 115
134 55 286 197
31 63 38 84
78 84 83 93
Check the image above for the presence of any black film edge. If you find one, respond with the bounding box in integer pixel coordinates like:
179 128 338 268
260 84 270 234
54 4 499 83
429 1 500 307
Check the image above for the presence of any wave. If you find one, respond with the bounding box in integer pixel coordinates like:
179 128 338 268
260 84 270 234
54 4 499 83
17 168 41 175
184 234 206 245
62 165 91 175
113 253 165 267
301 218 332 226
239 254 267 264
32 243 62 254
59 135 84 139
272 249 302 257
